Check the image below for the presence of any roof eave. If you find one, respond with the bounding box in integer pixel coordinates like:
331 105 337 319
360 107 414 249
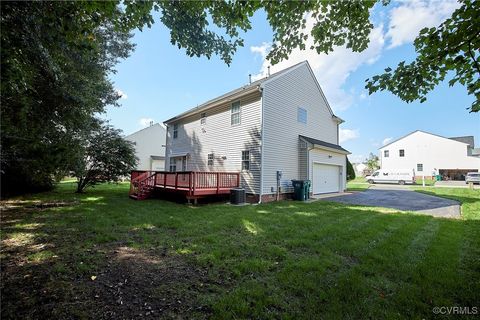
313 144 351 155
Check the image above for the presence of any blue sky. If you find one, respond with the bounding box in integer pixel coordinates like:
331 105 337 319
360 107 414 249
106 0 479 163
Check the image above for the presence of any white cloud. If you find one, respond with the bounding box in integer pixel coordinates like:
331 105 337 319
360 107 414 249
250 15 385 111
250 42 271 59
139 118 154 128
339 128 360 143
116 89 128 100
382 137 393 146
386 0 460 49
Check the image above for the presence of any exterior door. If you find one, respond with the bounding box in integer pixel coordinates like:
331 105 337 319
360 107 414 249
313 163 340 194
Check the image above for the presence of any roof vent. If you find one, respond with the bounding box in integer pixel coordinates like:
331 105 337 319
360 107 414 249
249 74 252 84
267 66 270 77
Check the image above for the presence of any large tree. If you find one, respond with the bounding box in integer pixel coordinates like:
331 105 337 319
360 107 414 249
1 2 134 195
73 122 136 193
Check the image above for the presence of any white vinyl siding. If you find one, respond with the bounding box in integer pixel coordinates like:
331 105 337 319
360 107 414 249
166 92 262 194
261 63 343 194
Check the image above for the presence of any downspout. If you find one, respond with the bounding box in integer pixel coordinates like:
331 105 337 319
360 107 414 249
258 87 264 204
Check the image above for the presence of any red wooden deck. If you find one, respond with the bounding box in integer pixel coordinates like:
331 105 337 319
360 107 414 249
129 170 240 201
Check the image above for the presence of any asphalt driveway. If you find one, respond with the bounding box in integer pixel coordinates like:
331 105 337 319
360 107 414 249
319 185 460 218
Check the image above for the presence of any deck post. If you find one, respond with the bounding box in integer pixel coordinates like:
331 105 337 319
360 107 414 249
163 172 167 187
216 172 220 194
175 173 178 190
237 173 240 187
189 171 195 195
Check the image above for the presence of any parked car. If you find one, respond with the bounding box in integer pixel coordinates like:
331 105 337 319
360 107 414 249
465 172 480 184
365 169 415 185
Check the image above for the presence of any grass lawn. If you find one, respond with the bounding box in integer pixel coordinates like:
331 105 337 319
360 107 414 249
1 183 479 319
347 177 370 191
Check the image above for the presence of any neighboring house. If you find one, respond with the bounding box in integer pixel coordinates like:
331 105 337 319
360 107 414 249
125 123 166 171
164 61 349 202
354 163 368 176
379 130 480 180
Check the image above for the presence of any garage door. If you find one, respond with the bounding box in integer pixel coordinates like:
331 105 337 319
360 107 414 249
313 163 340 194
151 160 165 171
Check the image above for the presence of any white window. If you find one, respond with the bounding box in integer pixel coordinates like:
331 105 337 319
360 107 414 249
231 101 241 126
201 112 206 125
297 107 307 124
384 150 389 158
173 124 178 139
399 149 405 157
169 158 176 172
207 153 214 166
417 163 423 172
242 150 250 171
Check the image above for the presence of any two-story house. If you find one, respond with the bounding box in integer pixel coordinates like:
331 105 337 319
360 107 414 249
379 130 480 180
125 122 166 171
164 61 349 202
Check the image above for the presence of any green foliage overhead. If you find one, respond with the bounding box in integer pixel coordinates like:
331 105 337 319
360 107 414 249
73 122 137 193
118 0 478 112
366 0 480 112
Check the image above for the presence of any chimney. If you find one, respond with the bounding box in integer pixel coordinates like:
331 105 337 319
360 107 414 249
249 74 252 84
267 66 270 77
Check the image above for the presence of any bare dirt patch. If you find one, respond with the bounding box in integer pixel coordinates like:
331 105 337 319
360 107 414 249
1 205 215 319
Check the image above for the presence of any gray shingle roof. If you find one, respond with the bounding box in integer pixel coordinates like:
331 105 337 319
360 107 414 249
164 61 309 124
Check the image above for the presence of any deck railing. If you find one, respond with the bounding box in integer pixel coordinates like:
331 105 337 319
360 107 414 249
130 171 240 197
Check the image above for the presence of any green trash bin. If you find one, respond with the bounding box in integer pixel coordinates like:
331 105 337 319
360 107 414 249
291 180 306 201
436 175 442 181
304 180 311 200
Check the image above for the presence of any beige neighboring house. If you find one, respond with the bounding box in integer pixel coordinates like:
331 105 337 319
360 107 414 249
379 130 480 180
164 61 350 202
125 123 166 171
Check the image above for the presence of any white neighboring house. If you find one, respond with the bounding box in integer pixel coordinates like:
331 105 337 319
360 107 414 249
164 61 350 202
125 123 166 171
379 130 480 180
354 163 367 176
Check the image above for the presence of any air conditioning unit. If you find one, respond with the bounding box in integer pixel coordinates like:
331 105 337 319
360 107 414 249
230 188 246 205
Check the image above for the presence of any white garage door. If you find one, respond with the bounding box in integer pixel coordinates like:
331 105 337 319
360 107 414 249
313 163 340 194
151 160 165 171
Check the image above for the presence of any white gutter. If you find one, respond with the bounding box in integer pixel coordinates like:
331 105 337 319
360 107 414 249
258 88 265 204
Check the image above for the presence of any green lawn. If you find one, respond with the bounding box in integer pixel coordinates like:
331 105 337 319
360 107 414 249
1 183 479 319
347 177 370 191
